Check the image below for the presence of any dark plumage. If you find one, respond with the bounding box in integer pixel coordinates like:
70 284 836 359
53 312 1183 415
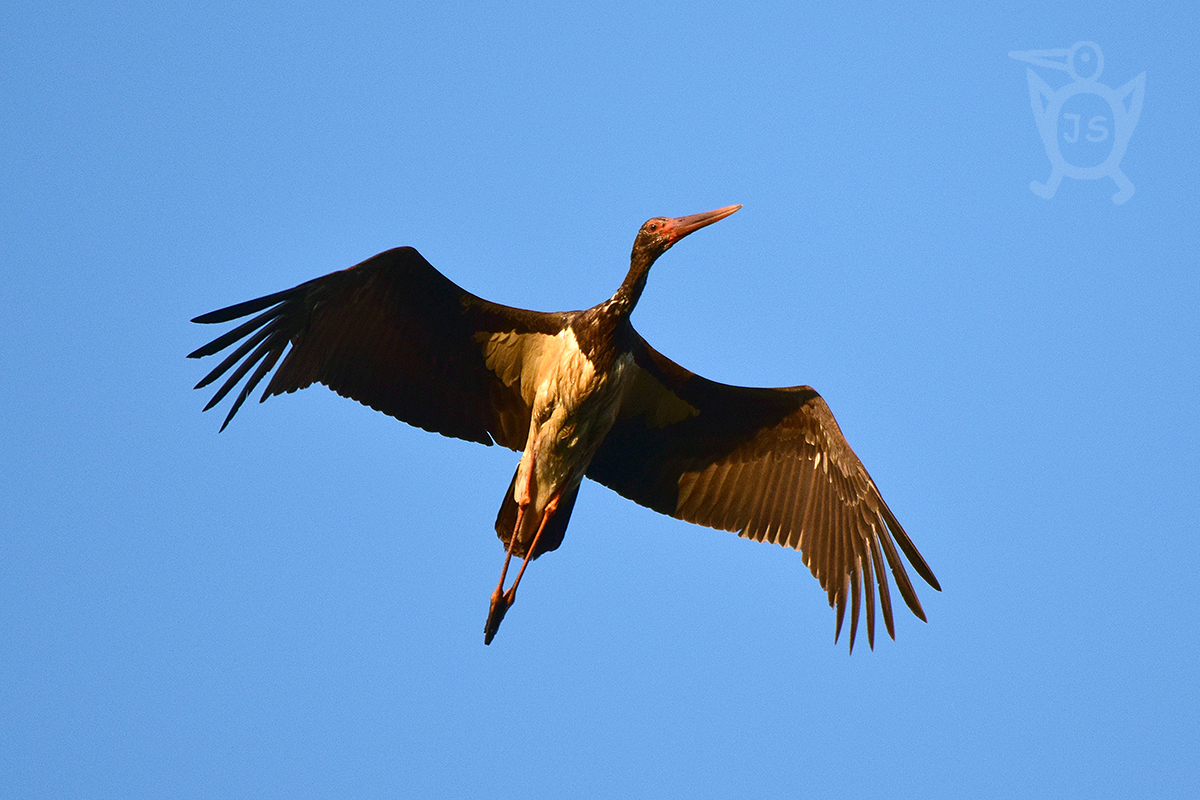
189 205 940 647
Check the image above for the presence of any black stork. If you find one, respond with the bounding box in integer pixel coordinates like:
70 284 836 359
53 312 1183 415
189 204 940 649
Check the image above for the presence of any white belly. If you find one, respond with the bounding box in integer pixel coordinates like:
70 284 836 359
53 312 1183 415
515 328 633 514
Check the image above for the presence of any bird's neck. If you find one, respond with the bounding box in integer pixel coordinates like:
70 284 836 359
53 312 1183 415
608 249 656 317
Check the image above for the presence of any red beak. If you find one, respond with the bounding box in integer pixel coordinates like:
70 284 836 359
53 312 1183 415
662 204 742 245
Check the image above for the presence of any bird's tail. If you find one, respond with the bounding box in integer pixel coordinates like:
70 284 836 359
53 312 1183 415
494 471 580 559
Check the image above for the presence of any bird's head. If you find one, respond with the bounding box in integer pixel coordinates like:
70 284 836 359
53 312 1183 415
632 204 742 264
612 204 741 316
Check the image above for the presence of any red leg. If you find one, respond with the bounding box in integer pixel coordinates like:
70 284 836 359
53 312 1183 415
483 489 562 645
504 493 561 605
485 449 538 644
489 504 525 612
485 489 529 645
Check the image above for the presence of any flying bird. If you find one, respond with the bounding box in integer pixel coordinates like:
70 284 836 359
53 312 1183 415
189 205 940 648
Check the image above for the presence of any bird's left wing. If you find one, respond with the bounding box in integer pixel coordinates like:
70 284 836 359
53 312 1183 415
189 246 565 450
586 332 940 650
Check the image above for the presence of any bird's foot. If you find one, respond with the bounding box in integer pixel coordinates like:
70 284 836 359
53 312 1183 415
484 586 513 645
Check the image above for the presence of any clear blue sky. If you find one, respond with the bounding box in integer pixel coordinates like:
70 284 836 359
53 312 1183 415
4 2 1198 798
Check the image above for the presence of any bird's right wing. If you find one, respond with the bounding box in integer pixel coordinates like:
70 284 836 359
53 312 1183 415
586 333 939 650
188 246 566 450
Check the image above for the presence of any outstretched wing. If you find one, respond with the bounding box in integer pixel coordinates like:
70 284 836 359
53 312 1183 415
586 332 940 650
188 246 565 450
